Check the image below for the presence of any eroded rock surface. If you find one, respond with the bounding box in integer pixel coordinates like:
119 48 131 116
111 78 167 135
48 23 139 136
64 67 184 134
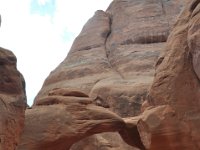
18 89 149 150
145 0 200 149
18 0 200 150
18 103 125 150
68 0 188 149
0 48 26 150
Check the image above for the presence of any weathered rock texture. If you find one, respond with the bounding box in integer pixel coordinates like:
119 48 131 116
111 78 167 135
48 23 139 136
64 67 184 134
18 0 200 150
18 101 125 150
69 0 188 149
18 90 150 150
144 0 200 149
0 48 26 150
35 0 188 118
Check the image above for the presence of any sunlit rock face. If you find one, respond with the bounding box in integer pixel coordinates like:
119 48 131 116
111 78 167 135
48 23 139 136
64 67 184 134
20 8 139 150
17 0 200 150
67 0 187 149
36 0 187 121
17 10 130 150
0 47 26 150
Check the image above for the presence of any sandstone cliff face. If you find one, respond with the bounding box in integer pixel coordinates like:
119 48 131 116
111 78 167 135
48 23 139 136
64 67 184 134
35 0 187 118
18 0 200 150
0 47 26 150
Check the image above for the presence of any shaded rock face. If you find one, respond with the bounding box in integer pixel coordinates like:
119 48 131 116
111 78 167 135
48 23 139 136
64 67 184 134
18 0 200 150
0 48 26 150
145 0 200 149
70 133 138 150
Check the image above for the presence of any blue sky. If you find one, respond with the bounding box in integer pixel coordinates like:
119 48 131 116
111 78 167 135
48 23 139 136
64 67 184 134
31 0 56 16
0 0 112 105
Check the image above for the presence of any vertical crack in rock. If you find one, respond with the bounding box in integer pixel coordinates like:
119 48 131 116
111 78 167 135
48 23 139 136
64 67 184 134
105 14 125 79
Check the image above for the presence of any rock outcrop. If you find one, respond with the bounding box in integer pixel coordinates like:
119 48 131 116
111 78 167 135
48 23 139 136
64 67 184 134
144 0 200 149
18 0 200 150
0 47 26 150
18 89 150 150
17 101 125 150
70 0 188 149
35 0 187 118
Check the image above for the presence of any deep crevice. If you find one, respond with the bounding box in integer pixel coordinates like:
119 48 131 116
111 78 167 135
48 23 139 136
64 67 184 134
190 0 200 12
104 14 125 79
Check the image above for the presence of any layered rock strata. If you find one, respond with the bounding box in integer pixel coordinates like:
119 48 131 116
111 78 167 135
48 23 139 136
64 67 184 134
18 0 200 150
69 0 188 149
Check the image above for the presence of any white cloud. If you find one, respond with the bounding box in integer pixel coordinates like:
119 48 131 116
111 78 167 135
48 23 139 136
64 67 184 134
0 0 112 105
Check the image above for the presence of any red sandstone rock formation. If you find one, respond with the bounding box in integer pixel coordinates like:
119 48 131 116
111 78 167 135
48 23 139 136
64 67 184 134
0 47 26 150
18 0 200 150
18 89 150 150
69 0 188 149
144 0 200 149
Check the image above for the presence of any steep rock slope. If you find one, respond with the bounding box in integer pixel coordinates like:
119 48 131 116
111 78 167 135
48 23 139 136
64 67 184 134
69 0 188 149
35 0 187 117
144 0 200 149
18 0 198 150
0 47 26 150
17 10 140 150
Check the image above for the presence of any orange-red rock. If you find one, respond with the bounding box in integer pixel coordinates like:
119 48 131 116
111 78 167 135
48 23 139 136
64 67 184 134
18 91 149 150
18 0 200 150
17 103 125 150
144 0 200 149
0 48 26 150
